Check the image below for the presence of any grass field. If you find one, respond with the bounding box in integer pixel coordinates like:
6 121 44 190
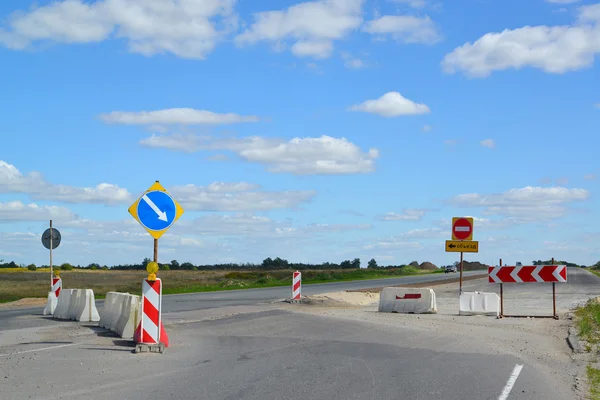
575 298 600 399
0 266 441 303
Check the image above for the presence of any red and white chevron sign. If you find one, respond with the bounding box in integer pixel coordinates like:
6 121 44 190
488 265 567 283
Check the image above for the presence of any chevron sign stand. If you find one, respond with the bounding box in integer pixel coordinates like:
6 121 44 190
491 258 566 320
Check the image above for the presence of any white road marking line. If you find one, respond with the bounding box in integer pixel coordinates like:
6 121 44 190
498 364 524 400
0 343 79 357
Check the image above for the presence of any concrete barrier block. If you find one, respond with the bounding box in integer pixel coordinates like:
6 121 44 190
115 294 140 338
459 292 500 316
53 289 74 320
42 291 58 316
99 292 122 331
378 287 437 314
74 289 100 322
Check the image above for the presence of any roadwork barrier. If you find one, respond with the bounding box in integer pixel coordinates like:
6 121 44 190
53 289 100 322
43 277 62 316
378 287 437 314
459 292 500 317
99 292 140 338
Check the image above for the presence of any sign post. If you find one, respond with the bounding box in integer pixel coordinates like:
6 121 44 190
128 180 185 265
446 217 476 295
41 220 61 289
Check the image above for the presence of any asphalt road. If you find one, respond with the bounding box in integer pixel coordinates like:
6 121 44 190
0 268 593 400
0 308 573 400
0 270 485 331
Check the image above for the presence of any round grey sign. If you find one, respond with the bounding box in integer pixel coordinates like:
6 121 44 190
42 228 61 250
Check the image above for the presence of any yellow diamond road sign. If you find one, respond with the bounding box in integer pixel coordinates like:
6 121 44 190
445 240 479 253
128 181 184 239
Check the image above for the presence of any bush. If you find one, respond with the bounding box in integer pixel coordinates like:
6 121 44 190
26 264 37 271
159 264 170 271
60 263 73 271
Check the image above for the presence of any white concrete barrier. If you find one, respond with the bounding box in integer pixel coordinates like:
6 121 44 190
459 292 500 316
99 292 123 331
53 289 100 322
42 291 58 316
53 289 74 320
378 287 437 314
100 292 141 338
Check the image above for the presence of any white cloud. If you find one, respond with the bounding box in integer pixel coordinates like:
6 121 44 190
422 124 432 132
449 186 590 219
480 138 495 148
595 103 600 109
169 183 316 211
391 0 427 8
141 134 379 175
377 209 427 221
442 4 600 77
400 228 446 238
0 0 238 59
0 160 132 205
584 173 597 181
341 51 366 69
99 108 259 125
434 216 519 230
348 92 430 117
362 15 441 44
444 139 458 146
235 0 364 59
556 177 569 185
0 201 76 222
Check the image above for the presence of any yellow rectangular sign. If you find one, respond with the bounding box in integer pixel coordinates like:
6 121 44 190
445 240 478 253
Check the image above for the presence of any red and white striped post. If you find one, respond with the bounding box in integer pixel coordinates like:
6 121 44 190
292 270 301 300
134 262 169 348
52 276 62 298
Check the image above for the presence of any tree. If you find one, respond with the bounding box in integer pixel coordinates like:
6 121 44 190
351 258 361 268
60 263 73 271
159 263 170 271
367 258 378 269
340 260 352 269
180 262 194 270
26 264 37 271
170 260 180 269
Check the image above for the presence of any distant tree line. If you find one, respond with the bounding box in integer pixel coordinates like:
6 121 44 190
0 257 413 271
2 257 594 271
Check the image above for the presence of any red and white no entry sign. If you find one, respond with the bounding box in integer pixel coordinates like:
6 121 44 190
452 217 473 240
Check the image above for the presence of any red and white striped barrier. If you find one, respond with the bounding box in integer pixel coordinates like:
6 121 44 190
43 277 62 316
134 278 169 347
488 265 567 283
292 271 301 300
52 277 62 297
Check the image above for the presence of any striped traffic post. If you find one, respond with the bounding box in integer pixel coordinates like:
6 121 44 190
134 261 169 349
43 271 62 316
52 274 62 298
292 270 301 300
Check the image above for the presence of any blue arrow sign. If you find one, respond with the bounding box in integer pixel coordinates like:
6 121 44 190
137 190 177 231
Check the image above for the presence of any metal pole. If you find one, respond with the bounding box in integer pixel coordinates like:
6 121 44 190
499 258 503 318
459 251 464 294
154 238 158 263
49 220 53 290
551 257 557 319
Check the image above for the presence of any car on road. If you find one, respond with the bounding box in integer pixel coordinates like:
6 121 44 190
445 265 457 273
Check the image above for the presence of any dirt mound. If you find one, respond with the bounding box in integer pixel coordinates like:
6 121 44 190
409 261 419 268
462 261 488 270
419 261 437 270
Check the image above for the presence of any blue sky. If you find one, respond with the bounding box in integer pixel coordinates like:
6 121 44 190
0 0 599 268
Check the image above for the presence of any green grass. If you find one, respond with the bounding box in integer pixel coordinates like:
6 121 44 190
574 299 600 399
575 300 600 343
589 366 600 400
0 266 438 303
